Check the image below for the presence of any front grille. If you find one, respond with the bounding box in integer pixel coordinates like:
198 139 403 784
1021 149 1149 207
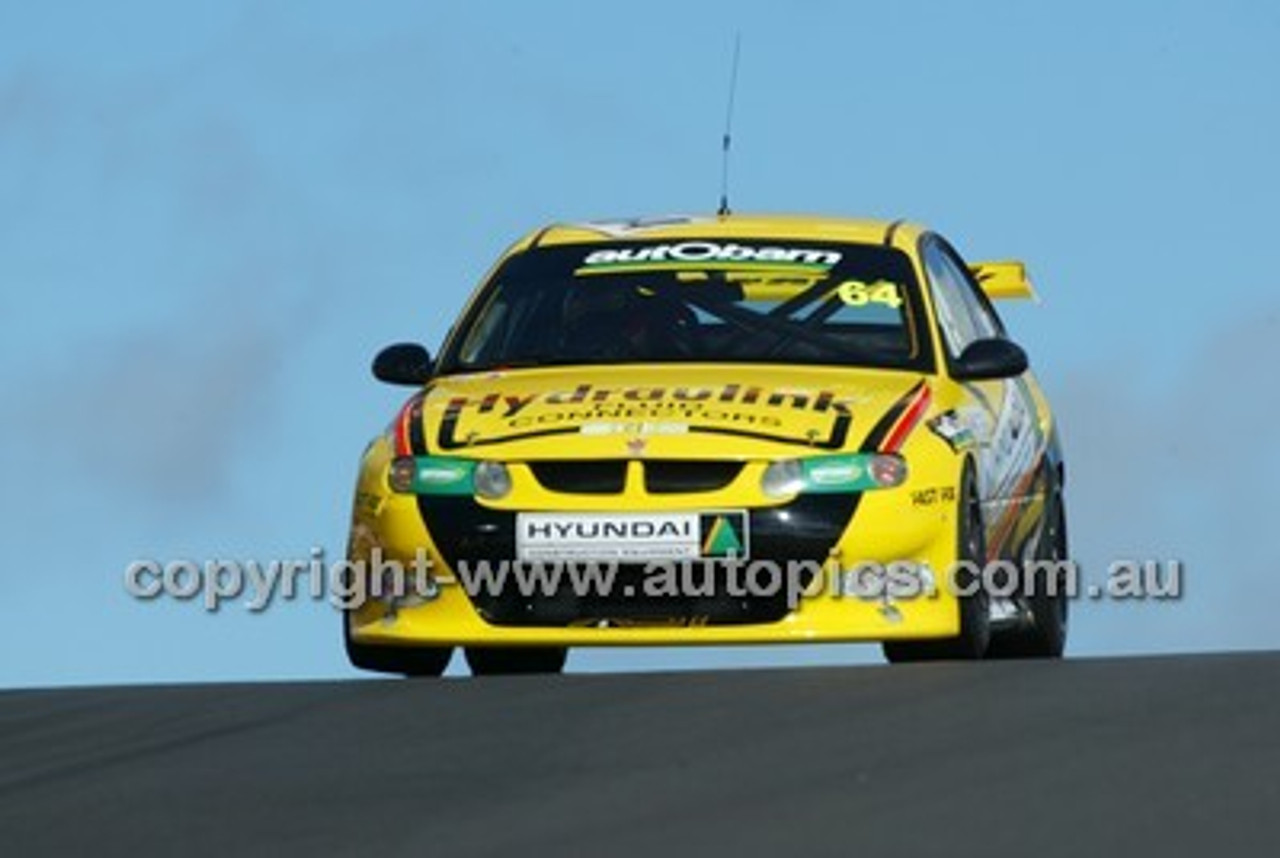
528 459 744 495
528 460 627 494
644 460 743 494
418 494 862 629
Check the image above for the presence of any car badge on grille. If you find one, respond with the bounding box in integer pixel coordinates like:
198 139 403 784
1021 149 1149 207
626 437 647 456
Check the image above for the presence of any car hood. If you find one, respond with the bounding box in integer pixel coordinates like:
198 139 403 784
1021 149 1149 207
416 364 927 460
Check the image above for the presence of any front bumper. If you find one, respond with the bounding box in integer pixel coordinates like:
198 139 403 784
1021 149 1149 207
346 482 965 647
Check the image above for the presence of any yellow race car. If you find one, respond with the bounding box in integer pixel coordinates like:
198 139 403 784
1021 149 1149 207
343 214 1069 675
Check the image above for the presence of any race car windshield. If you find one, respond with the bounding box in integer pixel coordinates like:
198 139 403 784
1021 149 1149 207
440 239 934 373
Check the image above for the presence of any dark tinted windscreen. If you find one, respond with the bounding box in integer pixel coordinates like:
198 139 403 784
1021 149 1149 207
440 239 932 373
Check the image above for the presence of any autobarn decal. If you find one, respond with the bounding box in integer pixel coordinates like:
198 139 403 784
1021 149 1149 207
579 242 844 271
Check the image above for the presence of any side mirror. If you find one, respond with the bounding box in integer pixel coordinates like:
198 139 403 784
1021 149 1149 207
953 339 1028 381
372 343 433 386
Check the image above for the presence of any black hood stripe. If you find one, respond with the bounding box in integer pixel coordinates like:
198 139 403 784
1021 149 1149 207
857 379 926 453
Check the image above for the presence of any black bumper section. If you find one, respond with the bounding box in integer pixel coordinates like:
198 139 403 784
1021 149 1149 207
417 494 861 626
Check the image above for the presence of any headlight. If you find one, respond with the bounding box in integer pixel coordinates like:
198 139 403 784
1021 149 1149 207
388 456 419 493
761 453 908 496
761 459 805 498
387 456 477 495
473 460 513 500
867 454 908 488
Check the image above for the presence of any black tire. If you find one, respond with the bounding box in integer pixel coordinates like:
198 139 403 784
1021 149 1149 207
882 462 991 663
987 471 1069 659
464 646 568 676
343 613 452 677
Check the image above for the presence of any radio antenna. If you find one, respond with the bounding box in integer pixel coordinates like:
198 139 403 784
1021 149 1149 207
717 33 742 217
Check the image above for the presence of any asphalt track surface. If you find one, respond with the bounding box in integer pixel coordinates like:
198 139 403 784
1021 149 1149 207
3 652 1278 857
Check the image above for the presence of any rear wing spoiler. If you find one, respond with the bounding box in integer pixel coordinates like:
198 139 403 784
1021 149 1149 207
970 261 1037 301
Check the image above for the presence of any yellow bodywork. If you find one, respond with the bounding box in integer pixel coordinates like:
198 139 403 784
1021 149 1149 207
970 260 1038 301
345 214 1054 649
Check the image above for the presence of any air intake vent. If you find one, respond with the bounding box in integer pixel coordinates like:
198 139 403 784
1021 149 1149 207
528 461 627 494
643 461 743 494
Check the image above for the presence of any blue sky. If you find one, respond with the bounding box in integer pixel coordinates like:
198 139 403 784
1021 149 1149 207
2 1 1278 686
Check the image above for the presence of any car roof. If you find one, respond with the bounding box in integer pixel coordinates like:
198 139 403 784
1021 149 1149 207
510 213 928 253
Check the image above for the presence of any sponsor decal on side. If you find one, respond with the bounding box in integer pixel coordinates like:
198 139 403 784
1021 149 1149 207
982 377 1043 501
910 486 958 508
927 409 977 451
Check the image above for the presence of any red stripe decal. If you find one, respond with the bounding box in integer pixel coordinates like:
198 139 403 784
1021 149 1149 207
393 397 417 457
881 384 932 453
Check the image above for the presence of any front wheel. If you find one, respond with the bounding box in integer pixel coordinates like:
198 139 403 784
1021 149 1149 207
464 646 568 676
987 472 1069 659
343 613 452 677
882 462 991 663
